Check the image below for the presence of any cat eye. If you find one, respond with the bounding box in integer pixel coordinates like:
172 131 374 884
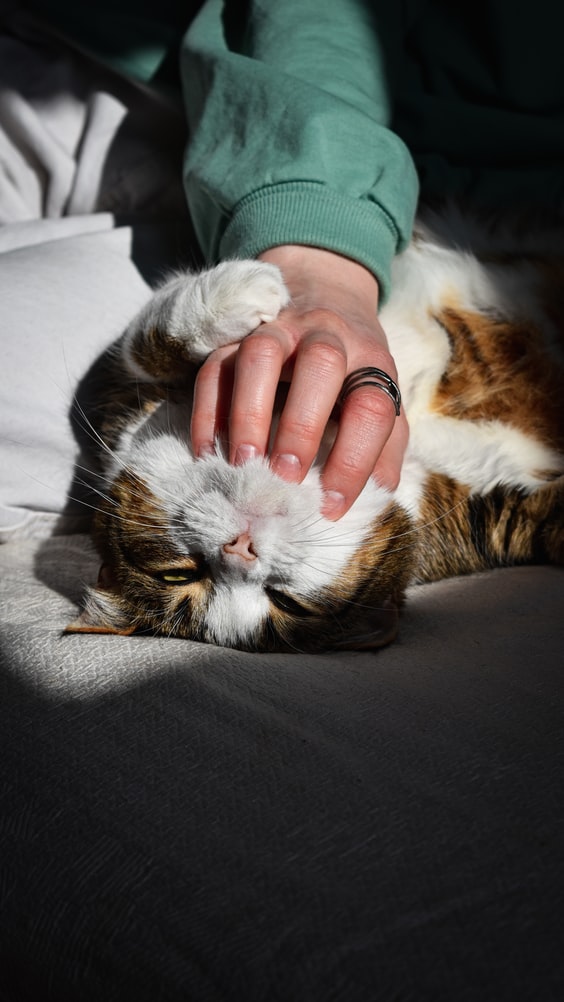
266 588 314 618
155 568 203 585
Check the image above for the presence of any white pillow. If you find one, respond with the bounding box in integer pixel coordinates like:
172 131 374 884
0 216 153 541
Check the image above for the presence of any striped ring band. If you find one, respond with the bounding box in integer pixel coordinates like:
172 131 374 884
338 367 401 416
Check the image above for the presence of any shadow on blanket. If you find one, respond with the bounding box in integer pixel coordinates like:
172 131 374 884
2 570 564 999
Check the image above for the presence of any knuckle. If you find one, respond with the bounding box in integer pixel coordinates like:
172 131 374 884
240 417 265 437
230 401 266 430
306 308 348 338
343 386 397 426
240 329 283 364
337 451 368 480
300 338 347 375
279 413 321 446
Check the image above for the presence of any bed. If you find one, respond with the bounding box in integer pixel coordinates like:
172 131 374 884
1 10 563 999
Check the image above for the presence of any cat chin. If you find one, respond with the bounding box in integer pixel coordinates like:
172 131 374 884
65 576 270 648
204 582 270 647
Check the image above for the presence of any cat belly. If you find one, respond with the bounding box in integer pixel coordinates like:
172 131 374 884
408 415 563 494
382 234 564 496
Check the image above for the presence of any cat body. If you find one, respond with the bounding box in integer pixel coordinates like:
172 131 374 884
69 213 564 652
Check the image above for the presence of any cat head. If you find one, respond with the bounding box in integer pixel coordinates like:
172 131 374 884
67 405 416 653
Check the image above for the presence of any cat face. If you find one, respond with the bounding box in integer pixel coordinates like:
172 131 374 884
68 402 415 652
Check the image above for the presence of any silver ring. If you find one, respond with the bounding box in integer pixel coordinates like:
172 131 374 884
339 367 401 416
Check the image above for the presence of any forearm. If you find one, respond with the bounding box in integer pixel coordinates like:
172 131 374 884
180 0 419 299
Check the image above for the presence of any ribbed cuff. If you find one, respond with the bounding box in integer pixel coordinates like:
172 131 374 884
219 183 400 302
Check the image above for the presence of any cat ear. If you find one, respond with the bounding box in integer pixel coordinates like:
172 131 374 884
65 565 136 636
95 562 120 591
64 606 137 636
333 598 399 651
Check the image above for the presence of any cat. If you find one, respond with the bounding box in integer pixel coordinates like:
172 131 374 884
67 210 564 652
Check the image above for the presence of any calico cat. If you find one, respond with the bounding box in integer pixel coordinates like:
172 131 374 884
67 213 564 652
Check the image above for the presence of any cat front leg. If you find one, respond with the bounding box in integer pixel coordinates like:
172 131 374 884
122 260 290 384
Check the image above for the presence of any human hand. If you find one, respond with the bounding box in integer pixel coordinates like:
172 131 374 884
190 245 409 519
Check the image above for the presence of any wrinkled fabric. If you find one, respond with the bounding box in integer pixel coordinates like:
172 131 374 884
0 8 190 538
0 6 186 224
1 535 564 999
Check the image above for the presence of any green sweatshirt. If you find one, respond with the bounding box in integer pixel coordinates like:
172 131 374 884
23 0 564 299
181 0 564 297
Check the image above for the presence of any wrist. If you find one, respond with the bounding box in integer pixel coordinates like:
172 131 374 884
257 245 380 319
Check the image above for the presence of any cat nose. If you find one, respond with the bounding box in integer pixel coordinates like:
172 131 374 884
222 531 257 562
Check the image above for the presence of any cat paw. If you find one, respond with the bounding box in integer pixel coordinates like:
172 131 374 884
184 260 291 360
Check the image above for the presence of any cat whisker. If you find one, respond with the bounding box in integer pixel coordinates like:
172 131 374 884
71 409 199 517
72 398 137 472
267 621 309 656
71 469 181 529
293 492 470 549
72 399 194 515
72 493 166 530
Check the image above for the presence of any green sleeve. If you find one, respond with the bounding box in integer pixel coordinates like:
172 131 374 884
180 0 419 300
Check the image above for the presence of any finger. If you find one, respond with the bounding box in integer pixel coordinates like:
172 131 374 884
372 408 409 491
320 384 401 519
269 330 347 483
191 344 238 457
228 325 290 464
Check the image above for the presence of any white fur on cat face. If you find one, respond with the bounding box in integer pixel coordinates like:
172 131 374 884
115 397 397 647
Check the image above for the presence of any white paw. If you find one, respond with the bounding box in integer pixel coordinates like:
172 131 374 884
187 260 290 358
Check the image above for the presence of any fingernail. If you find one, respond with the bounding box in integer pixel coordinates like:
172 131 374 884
271 453 302 481
322 490 346 519
198 442 216 459
234 443 260 465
